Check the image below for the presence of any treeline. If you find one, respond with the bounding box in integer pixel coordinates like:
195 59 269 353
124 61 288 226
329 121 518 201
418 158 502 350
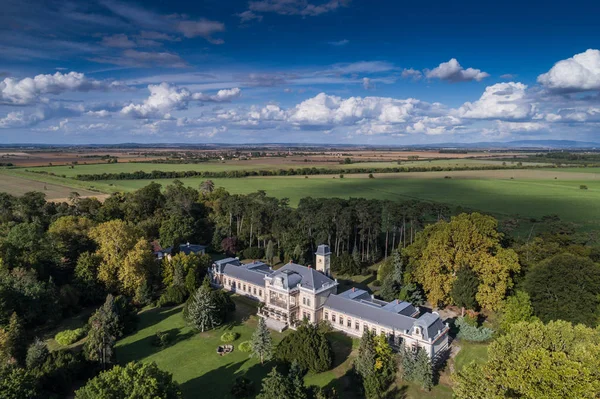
29 163 548 181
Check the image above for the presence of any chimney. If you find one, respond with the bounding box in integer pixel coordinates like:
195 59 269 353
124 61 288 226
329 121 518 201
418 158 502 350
352 287 355 292
308 265 311 269
186 242 190 247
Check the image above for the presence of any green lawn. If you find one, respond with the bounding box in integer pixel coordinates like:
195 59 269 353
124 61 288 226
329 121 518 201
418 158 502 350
453 341 489 373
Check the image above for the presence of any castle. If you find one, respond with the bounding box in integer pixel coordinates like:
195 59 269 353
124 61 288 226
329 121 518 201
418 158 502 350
210 244 449 359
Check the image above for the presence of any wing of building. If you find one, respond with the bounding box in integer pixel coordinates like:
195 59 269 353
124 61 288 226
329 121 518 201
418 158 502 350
210 244 449 359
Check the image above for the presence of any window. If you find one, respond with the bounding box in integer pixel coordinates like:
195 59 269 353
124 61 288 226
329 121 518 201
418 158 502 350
302 297 306 305
253 287 256 295
259 290 262 297
347 318 351 327
307 298 311 307
332 314 336 322
339 316 343 325
355 321 359 330
243 284 246 291
363 324 368 332
324 311 329 320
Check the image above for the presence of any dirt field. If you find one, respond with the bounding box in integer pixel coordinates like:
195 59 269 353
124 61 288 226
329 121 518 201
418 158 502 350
0 173 105 201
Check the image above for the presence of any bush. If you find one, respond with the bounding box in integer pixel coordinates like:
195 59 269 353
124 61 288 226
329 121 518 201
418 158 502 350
580 185 588 190
455 316 494 342
242 247 265 260
277 323 332 373
152 331 172 348
239 341 252 352
221 332 239 343
372 280 381 287
158 285 188 307
55 328 85 346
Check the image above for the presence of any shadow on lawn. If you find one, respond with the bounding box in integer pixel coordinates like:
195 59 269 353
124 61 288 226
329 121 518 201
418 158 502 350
179 359 271 399
135 306 183 330
116 328 194 364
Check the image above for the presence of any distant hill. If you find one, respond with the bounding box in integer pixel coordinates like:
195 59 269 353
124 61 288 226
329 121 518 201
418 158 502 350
409 140 600 150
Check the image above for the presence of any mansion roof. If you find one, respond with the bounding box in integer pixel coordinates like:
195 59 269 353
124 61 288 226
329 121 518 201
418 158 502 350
269 262 335 291
324 288 443 339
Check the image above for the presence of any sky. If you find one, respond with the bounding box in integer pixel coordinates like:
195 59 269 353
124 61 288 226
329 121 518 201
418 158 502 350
1 0 600 145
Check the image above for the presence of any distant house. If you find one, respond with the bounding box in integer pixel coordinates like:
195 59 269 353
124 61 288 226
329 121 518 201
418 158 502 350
210 244 450 359
154 242 207 260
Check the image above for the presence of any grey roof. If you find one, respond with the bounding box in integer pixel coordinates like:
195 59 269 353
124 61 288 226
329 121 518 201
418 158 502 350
161 243 207 255
315 244 331 256
413 313 446 341
222 262 270 286
339 288 371 301
382 300 418 317
324 292 417 332
213 257 242 273
270 262 335 291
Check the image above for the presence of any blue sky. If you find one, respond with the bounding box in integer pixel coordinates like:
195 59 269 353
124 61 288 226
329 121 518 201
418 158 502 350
1 0 599 144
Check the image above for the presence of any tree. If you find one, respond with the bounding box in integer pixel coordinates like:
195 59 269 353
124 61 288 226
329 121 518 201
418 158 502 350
159 214 196 249
499 290 536 332
256 367 290 399
524 253 600 327
75 361 182 399
405 213 520 310
231 376 255 398
48 216 95 269
276 322 331 373
0 366 40 399
185 284 220 332
354 330 396 399
450 267 480 316
74 252 105 305
251 317 273 365
119 238 156 295
26 338 49 369
412 348 433 391
288 361 308 399
265 240 275 265
89 220 140 291
0 312 25 366
453 320 600 399
200 180 215 195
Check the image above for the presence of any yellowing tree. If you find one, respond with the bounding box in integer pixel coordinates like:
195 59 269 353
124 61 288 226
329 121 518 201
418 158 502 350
89 220 140 291
405 213 520 310
119 239 155 295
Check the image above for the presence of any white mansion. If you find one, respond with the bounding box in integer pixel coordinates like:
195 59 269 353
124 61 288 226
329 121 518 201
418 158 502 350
210 244 449 359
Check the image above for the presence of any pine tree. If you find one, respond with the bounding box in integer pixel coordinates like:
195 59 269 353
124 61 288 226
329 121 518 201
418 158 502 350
251 317 273 365
186 284 220 332
288 361 308 399
256 367 289 399
266 240 275 265
84 295 120 369
26 338 49 368
0 312 25 366
412 348 433 390
451 267 480 316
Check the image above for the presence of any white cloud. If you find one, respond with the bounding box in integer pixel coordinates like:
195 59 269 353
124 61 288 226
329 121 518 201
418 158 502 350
458 82 533 120
86 110 111 117
330 61 395 75
101 34 136 48
176 20 226 44
0 72 120 105
0 110 47 128
537 49 600 92
328 39 349 46
500 74 516 80
401 68 422 81
362 77 373 90
426 58 489 82
237 10 263 23
91 50 188 68
121 83 241 119
248 0 349 17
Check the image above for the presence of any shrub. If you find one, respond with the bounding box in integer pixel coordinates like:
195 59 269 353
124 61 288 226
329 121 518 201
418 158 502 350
158 285 188 307
455 317 494 342
580 185 588 190
152 331 172 348
277 322 332 373
221 332 239 343
368 173 374 178
239 341 252 352
242 247 265 260
372 280 381 287
55 328 85 346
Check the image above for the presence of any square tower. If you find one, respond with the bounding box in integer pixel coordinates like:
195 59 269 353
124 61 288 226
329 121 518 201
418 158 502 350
315 244 331 276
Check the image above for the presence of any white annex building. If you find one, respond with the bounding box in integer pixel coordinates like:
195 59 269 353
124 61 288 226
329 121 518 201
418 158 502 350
210 244 450 359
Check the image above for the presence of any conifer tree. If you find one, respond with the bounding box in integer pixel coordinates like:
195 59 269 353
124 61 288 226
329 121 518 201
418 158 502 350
266 240 275 265
186 283 220 332
288 361 308 399
413 348 433 390
256 367 289 399
251 317 273 365
25 338 49 368
0 312 25 366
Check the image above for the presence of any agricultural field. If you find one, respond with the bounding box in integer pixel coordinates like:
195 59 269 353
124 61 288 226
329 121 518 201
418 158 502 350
0 169 104 200
27 158 521 178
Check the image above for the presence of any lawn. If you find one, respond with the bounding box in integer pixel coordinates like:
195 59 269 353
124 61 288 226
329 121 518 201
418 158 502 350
453 341 489 373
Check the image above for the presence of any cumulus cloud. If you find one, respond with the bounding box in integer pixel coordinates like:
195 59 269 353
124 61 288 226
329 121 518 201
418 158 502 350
426 58 489 82
401 68 423 81
0 72 121 105
248 0 349 17
537 49 600 92
0 110 47 128
121 83 241 119
458 82 533 120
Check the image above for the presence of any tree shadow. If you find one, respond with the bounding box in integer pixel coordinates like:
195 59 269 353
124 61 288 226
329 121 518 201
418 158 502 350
116 328 194 364
327 332 353 368
179 359 274 399
386 384 408 399
134 306 183 330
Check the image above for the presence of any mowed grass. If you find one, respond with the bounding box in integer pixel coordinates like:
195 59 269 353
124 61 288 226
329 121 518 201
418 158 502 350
100 175 600 228
453 341 489 373
28 158 512 178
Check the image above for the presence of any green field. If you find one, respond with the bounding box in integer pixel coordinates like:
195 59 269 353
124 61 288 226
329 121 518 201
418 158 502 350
96 175 600 228
28 159 514 178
